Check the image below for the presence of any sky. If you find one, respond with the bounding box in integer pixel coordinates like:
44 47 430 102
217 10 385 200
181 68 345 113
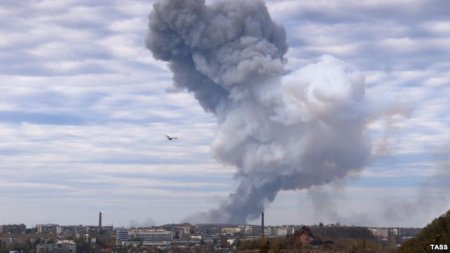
0 0 449 228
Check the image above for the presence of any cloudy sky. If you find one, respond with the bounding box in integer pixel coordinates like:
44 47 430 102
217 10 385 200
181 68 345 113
0 0 449 228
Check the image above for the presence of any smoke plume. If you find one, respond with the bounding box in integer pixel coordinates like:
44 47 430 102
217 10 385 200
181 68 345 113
382 146 450 227
146 0 386 224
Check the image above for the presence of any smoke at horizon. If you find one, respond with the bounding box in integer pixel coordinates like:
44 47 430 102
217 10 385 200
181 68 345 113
145 0 403 224
382 145 450 227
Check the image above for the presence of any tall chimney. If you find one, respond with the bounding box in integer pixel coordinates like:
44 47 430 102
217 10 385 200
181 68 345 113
261 212 264 239
99 212 102 229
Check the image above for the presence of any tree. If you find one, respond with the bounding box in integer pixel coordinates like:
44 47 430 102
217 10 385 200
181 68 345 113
398 210 450 253
259 239 270 253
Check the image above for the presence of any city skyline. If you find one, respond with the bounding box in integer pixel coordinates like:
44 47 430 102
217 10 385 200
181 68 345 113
0 0 449 228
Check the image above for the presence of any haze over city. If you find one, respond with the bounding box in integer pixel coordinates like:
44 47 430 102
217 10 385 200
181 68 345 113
0 0 449 229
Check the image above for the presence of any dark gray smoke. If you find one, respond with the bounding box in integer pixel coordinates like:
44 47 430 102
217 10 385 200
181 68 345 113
146 0 387 224
146 0 287 113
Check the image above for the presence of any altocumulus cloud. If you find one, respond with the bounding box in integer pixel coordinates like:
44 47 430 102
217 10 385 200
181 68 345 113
0 0 448 227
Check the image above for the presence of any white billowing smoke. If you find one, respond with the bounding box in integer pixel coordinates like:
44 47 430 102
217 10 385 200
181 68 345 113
146 0 381 224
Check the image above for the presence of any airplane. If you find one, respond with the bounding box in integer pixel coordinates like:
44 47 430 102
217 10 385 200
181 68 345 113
165 134 178 141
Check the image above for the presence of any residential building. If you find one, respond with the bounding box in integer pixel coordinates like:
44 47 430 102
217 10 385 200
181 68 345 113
0 224 26 234
36 224 58 234
36 240 76 253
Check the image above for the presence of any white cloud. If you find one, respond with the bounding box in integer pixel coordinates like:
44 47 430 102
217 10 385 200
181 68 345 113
421 20 450 34
108 17 147 33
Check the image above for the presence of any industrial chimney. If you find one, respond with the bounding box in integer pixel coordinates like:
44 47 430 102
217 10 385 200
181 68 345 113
99 212 102 230
261 212 264 238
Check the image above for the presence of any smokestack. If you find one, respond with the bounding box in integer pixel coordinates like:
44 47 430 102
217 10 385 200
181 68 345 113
261 212 265 239
98 212 102 229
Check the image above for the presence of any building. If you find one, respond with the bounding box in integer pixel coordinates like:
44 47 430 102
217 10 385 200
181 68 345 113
222 227 242 236
129 228 173 246
55 240 76 253
0 224 26 234
115 227 129 245
274 226 288 236
263 227 272 237
192 224 222 236
161 224 191 240
368 227 389 241
36 240 76 253
56 226 78 235
36 224 58 234
36 242 55 253
242 225 253 235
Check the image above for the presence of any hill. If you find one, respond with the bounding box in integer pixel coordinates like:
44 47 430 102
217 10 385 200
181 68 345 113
397 210 450 253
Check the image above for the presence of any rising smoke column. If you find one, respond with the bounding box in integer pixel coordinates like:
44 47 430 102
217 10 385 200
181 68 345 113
146 0 374 224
